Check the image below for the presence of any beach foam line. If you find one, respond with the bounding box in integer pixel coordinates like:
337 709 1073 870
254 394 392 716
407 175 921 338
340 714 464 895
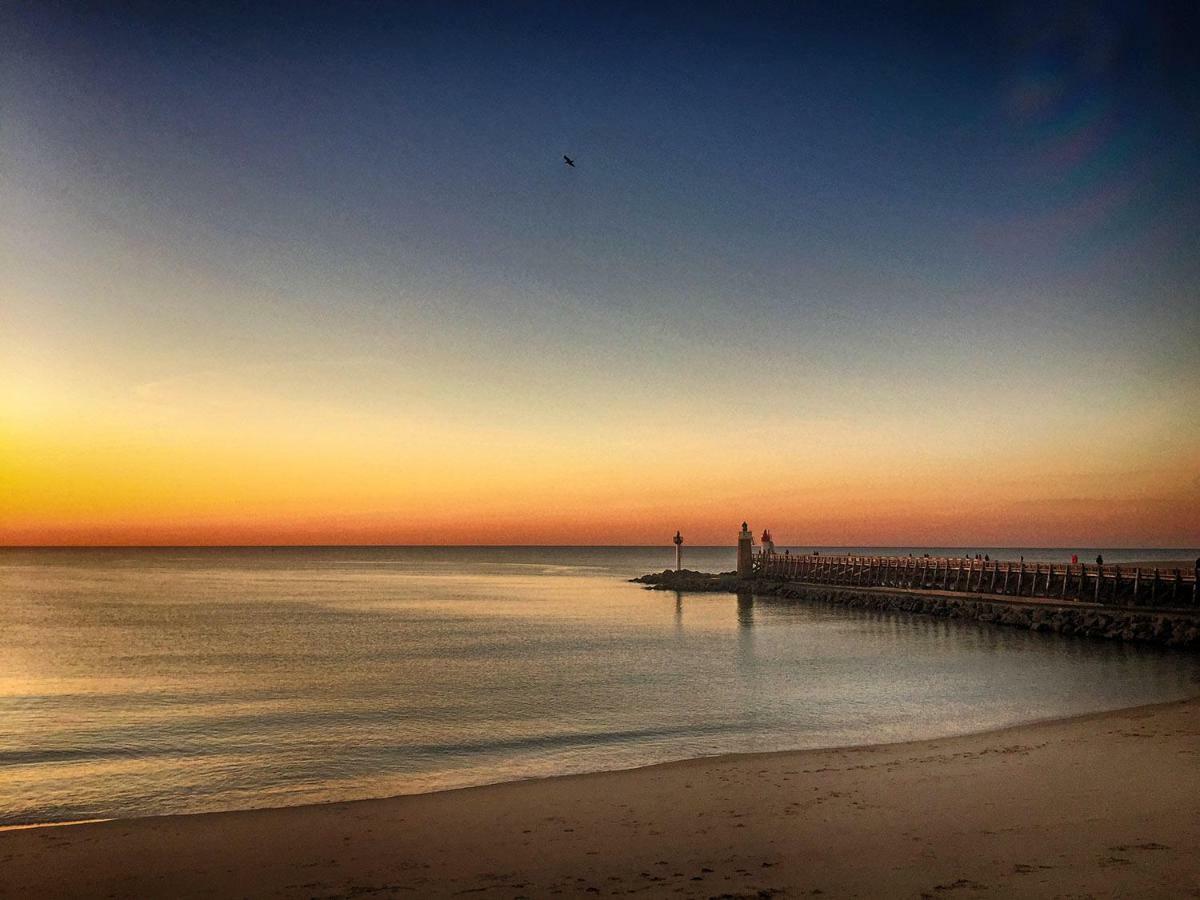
0 817 113 832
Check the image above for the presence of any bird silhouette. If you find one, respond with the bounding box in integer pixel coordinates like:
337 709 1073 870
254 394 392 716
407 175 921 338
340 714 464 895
563 155 575 167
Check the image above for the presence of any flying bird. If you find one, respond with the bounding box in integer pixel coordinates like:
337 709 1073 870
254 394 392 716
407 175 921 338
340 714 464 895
563 155 575 167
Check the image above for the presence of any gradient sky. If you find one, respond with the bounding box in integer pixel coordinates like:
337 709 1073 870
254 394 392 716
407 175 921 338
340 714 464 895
2 2 1198 546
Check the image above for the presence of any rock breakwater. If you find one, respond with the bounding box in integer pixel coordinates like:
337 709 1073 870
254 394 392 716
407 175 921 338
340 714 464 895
633 570 1200 649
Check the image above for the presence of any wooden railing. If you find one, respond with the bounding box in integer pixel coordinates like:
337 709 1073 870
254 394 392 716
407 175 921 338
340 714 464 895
753 553 1199 608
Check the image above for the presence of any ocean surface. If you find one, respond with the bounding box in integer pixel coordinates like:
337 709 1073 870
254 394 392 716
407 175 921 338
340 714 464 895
2 546 1198 827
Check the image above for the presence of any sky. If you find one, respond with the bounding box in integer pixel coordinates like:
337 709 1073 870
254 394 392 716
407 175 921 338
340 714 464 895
2 1 1198 547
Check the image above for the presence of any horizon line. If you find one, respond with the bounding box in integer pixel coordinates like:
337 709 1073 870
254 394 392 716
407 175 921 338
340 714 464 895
2 544 1197 552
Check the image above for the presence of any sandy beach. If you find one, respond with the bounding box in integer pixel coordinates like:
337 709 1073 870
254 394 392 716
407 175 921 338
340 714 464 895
2 698 1198 899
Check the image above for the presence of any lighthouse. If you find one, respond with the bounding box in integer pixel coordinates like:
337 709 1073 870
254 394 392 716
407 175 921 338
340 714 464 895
673 530 683 571
737 522 754 579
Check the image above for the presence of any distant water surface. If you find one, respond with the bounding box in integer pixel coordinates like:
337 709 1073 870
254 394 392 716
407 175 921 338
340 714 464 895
1 546 1198 826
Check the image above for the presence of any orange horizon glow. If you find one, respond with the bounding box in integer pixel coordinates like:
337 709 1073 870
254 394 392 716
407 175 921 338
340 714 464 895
4 396 1197 548
4 335 1198 548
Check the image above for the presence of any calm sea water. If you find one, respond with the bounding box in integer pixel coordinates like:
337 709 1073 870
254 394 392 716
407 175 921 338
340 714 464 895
2 546 1198 827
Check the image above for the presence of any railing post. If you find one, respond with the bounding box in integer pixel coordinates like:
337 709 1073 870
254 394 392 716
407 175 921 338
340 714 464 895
1173 569 1181 605
1094 564 1102 603
1062 564 1070 599
1016 562 1024 596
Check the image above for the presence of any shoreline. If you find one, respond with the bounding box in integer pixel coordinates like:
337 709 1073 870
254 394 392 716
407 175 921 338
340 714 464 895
5 694 1197 833
5 696 1199 897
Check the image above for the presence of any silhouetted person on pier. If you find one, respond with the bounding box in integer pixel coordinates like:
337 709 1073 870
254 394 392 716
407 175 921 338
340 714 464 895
1096 554 1104 566
1071 554 1078 565
984 554 989 562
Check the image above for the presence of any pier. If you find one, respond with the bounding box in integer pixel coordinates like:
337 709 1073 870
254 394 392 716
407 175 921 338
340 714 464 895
754 552 1199 608
638 529 1200 648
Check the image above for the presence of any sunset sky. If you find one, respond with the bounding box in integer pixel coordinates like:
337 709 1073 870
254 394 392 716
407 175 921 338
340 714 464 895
3 2 1198 547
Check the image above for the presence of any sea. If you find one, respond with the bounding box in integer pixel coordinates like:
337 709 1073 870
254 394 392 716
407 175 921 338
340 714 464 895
2 545 1198 827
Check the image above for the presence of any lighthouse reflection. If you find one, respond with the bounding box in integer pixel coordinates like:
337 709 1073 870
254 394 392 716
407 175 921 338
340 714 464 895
736 591 754 627
671 591 756 629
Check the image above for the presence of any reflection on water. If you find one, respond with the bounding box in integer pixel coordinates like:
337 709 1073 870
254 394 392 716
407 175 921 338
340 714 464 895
736 591 755 628
1 547 1197 826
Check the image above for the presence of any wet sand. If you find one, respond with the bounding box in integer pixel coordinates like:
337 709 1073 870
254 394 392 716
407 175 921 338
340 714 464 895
2 698 1198 899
